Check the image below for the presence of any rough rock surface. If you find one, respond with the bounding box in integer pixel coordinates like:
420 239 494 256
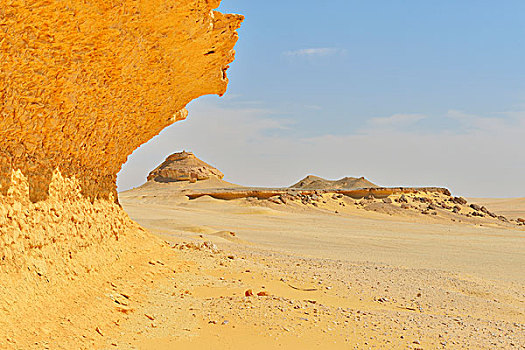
147 151 224 183
0 1 242 344
291 175 378 190
0 0 242 202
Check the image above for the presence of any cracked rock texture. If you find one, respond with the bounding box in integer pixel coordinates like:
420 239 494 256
0 0 243 202
147 151 224 183
0 1 242 335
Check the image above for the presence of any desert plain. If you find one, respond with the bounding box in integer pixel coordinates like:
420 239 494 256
108 151 524 349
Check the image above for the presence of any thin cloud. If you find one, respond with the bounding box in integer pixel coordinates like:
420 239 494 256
283 48 345 57
369 113 427 126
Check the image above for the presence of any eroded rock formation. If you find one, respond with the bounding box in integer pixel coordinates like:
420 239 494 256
290 175 379 190
147 151 224 183
0 0 242 301
0 0 243 202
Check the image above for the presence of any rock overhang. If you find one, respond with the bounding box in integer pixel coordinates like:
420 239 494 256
0 0 243 203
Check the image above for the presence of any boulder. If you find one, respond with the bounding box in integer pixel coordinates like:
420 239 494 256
470 204 482 211
452 197 468 205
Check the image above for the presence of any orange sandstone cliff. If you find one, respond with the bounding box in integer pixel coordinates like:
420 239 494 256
0 2 242 344
0 0 241 271
0 0 242 202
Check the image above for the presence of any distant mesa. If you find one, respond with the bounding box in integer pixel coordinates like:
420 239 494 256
290 175 379 190
147 151 224 183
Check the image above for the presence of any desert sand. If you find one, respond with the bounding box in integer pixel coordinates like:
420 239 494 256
106 152 525 349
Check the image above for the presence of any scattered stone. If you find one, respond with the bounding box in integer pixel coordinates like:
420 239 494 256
470 203 482 211
452 197 468 205
268 196 283 204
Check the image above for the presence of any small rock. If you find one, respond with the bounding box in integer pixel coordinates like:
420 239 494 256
452 197 467 205
245 289 254 297
470 203 482 211
398 195 408 203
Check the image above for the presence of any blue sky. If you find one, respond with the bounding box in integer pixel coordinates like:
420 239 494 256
118 1 525 197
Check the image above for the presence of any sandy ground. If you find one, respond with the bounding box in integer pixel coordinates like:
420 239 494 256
108 181 525 349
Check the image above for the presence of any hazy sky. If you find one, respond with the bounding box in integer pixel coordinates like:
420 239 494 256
118 0 525 197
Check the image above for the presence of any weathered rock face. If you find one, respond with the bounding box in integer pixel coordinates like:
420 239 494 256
290 175 379 190
0 0 243 202
147 151 224 183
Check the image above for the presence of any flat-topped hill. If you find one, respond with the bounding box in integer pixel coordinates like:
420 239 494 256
147 151 225 183
290 175 379 190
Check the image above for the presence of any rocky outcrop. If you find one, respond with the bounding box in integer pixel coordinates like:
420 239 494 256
0 0 242 203
185 187 452 200
0 0 243 326
147 151 224 183
290 175 379 190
